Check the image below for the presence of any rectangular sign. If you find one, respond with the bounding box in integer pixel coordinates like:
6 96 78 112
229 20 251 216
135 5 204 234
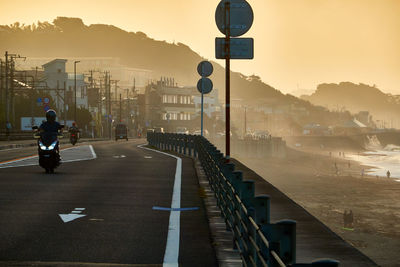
20 117 46 131
21 117 75 130
215 37 254 59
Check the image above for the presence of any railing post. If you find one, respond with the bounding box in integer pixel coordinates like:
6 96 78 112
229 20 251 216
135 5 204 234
261 219 296 266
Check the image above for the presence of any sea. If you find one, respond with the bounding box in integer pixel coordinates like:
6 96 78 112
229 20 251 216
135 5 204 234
347 135 400 180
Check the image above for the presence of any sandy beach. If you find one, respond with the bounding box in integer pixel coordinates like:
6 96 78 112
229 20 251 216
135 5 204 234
235 147 400 267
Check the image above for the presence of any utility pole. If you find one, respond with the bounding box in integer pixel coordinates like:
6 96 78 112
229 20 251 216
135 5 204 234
5 51 9 128
8 54 26 127
108 74 112 139
126 89 130 127
113 80 119 100
119 93 122 123
74 60 80 123
63 81 67 126
10 59 14 126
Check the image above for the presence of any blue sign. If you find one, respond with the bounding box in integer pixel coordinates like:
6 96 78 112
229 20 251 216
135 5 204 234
215 37 254 59
37 97 42 103
215 0 254 37
197 61 213 77
197 78 213 94
44 105 50 112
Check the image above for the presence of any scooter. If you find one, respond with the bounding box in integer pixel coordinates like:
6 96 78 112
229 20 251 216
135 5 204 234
33 126 64 174
70 133 78 145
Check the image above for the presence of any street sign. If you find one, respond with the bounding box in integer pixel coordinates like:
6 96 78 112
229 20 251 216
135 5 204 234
197 78 213 94
215 37 254 59
44 97 50 104
197 61 213 77
44 105 50 112
36 97 42 103
215 0 254 37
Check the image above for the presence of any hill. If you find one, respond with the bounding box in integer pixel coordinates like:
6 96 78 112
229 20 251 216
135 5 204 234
301 82 400 127
0 17 353 131
0 17 286 104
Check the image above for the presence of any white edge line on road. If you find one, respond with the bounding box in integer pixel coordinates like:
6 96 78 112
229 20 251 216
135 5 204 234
0 145 97 168
0 155 38 167
138 144 181 267
89 145 97 159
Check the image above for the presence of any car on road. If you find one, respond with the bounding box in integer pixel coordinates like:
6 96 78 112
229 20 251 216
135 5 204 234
193 129 209 137
115 123 128 141
154 127 164 133
176 127 189 135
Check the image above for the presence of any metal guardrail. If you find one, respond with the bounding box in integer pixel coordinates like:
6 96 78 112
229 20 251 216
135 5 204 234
148 132 340 267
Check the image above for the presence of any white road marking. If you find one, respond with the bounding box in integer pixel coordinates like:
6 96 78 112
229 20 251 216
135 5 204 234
144 156 153 159
59 208 87 223
59 213 86 223
0 145 97 169
138 144 181 267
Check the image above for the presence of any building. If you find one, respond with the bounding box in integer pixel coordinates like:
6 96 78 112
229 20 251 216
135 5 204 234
193 86 220 118
142 78 196 132
18 57 153 91
42 59 87 112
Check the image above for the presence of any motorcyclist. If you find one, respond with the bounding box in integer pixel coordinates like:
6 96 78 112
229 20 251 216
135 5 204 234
39 109 63 143
69 122 80 138
38 109 63 172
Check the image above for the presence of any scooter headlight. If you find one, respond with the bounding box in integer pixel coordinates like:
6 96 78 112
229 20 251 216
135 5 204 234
39 141 47 150
48 141 57 150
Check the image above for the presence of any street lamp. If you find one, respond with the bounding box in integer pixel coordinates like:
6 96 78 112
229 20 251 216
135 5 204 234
74 60 80 122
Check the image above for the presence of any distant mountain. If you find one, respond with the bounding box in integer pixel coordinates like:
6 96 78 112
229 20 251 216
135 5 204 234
301 82 400 126
0 17 353 130
0 17 285 104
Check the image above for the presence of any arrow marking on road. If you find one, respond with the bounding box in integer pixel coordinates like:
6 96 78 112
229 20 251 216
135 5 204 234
59 208 86 223
59 214 86 223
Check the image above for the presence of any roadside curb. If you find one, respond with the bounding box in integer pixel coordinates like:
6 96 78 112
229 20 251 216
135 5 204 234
194 159 242 267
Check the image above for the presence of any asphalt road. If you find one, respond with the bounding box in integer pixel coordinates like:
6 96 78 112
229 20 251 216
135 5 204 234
0 139 217 266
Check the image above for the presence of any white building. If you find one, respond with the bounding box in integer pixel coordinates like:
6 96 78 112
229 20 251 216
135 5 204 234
42 59 87 112
193 87 221 118
19 57 153 90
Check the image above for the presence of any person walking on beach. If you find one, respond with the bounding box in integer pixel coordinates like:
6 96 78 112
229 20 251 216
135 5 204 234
361 168 364 178
334 162 338 175
343 210 348 228
387 170 391 179
348 210 354 228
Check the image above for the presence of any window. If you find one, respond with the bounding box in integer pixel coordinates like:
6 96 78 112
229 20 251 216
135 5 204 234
162 112 178 120
57 69 62 73
179 113 191 120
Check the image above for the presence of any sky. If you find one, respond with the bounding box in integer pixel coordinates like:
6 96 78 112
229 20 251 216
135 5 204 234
1 0 399 95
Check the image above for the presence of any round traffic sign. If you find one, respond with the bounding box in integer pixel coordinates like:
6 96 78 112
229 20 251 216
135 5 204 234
197 61 213 77
215 0 254 37
44 105 50 112
197 78 213 94
44 97 50 104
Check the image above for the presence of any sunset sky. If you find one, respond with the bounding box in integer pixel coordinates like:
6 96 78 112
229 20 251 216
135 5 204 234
1 0 399 95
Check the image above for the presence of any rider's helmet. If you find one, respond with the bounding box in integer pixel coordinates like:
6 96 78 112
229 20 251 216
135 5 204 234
72 122 76 127
46 109 57 123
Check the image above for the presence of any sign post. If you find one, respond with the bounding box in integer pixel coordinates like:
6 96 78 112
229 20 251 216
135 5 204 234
197 61 214 136
215 0 254 160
